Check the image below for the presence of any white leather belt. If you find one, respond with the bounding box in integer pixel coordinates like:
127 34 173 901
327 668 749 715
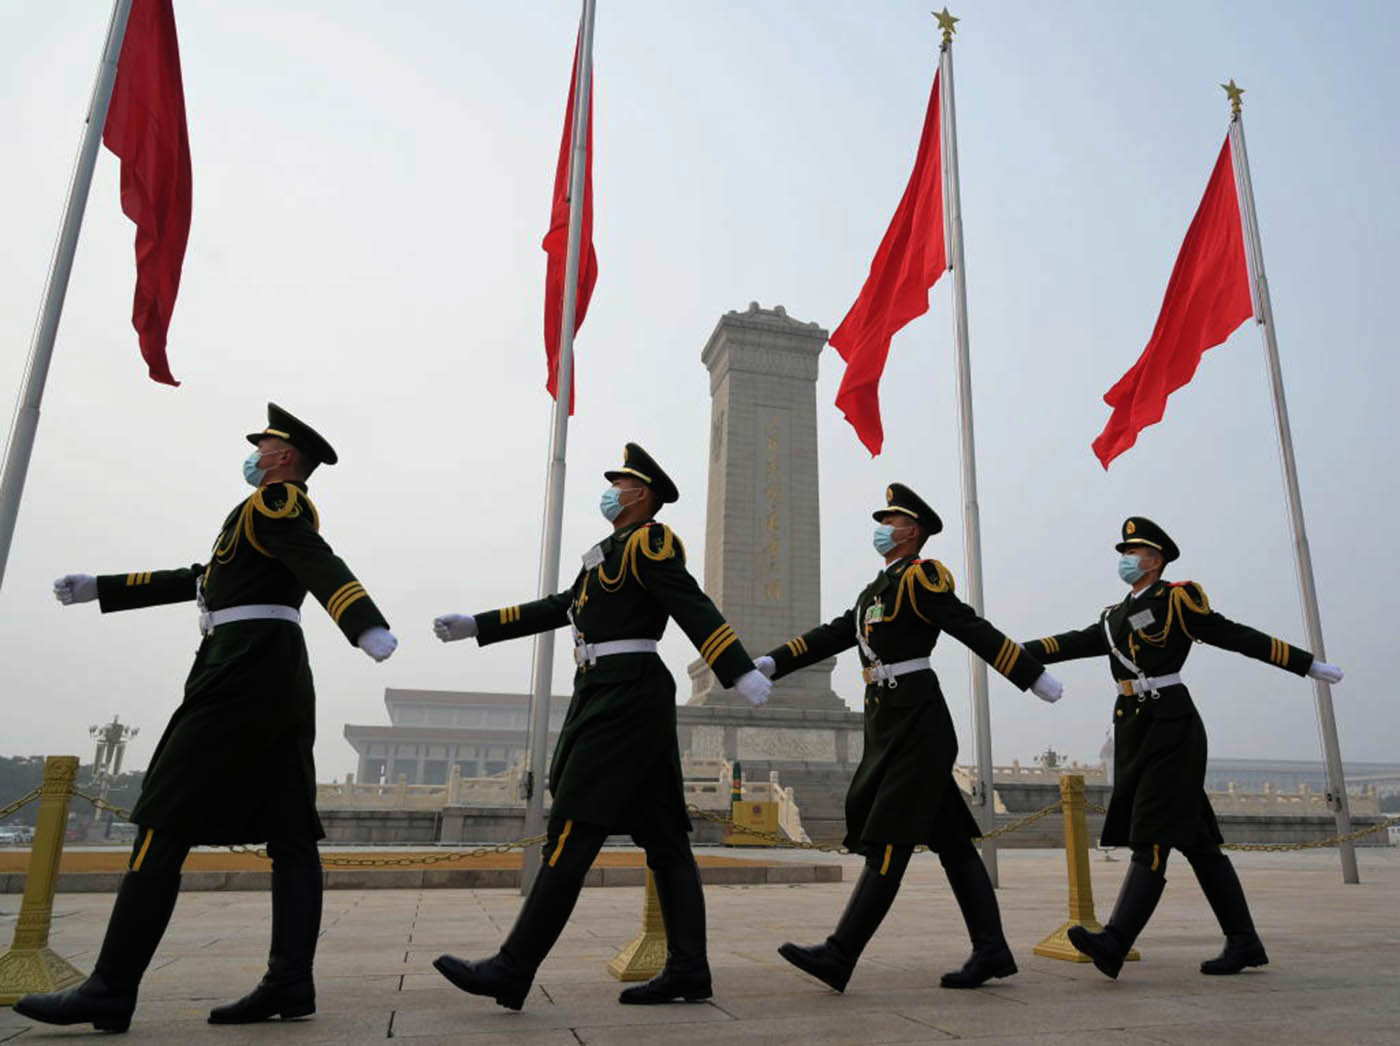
862 657 931 687
573 638 658 667
1118 673 1183 697
200 604 301 636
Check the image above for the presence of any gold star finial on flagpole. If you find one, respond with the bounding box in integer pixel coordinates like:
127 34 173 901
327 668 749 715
934 7 959 44
1222 79 1245 116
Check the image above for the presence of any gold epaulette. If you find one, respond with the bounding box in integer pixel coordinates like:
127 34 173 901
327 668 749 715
887 559 955 624
239 484 320 557
598 523 680 591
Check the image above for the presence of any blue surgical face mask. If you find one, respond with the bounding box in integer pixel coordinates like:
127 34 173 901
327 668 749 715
243 449 267 488
1118 553 1146 584
600 487 626 522
873 524 902 556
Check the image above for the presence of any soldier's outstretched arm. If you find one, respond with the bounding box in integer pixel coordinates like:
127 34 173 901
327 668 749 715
908 560 1055 696
1021 623 1110 665
633 524 759 690
760 610 857 681
57 565 205 613
466 592 573 646
1169 581 1332 678
246 484 392 652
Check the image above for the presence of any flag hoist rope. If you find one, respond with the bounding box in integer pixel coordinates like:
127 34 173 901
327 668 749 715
1226 93 1357 884
520 0 597 897
0 0 135 595
937 16 1000 886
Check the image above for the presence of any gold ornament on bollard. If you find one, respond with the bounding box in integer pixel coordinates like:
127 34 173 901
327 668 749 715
606 870 668 981
1034 773 1141 964
0 756 88 1004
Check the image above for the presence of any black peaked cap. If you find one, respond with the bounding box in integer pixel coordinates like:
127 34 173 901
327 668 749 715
604 442 678 504
246 403 339 466
1115 516 1179 563
873 483 943 535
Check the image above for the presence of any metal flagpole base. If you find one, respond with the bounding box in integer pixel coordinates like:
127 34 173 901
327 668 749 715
0 946 85 1006
606 871 667 981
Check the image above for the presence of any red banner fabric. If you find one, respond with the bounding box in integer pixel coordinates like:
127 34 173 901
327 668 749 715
830 70 946 457
102 0 192 387
542 35 597 412
1093 137 1253 468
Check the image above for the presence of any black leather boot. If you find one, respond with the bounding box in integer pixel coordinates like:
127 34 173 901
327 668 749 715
1189 849 1268 975
778 847 909 993
939 854 1017 988
14 870 181 1033
619 859 712 1004
1068 862 1165 979
209 865 322 1023
434 837 592 1011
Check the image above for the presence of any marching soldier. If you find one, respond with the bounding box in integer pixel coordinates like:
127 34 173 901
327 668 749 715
1022 517 1344 979
430 443 771 1009
15 404 397 1033
759 485 1064 994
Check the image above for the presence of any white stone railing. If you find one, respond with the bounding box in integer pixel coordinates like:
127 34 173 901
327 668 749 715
317 763 525 809
1207 782 1380 817
681 759 810 843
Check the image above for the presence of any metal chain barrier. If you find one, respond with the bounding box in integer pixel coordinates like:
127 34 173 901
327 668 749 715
0 788 41 821
1080 798 1398 851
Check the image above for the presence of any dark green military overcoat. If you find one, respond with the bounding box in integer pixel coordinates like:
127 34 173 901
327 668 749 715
766 557 1045 855
96 481 388 844
1025 579 1313 848
475 520 755 835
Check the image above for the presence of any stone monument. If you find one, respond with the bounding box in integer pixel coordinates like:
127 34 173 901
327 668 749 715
675 303 865 842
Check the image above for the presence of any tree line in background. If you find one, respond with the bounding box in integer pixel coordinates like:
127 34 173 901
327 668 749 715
0 755 145 828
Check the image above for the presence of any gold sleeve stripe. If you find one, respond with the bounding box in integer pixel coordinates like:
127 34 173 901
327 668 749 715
126 572 153 586
704 631 741 666
699 624 736 662
498 605 522 625
1039 636 1060 655
1269 638 1291 666
326 581 363 615
331 590 368 625
994 637 1020 676
794 636 808 655
327 582 366 619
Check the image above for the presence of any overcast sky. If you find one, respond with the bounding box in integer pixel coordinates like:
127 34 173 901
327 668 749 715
1 1 1395 781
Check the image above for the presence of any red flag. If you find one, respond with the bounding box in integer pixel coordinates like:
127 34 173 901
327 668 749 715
542 35 597 412
102 0 191 387
1093 137 1253 468
830 71 946 456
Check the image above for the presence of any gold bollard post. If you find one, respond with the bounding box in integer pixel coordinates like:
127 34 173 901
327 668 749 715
0 756 86 1004
1034 773 1140 963
606 869 667 981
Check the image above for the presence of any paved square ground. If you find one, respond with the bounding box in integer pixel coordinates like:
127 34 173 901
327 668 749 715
3 847 1396 1044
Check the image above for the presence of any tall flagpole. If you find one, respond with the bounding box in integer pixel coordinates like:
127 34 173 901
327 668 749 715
520 0 597 896
1224 81 1358 884
0 0 135 595
936 9 999 886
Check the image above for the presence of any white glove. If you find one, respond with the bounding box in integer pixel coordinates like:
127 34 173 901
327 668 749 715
1031 671 1063 704
734 668 772 706
53 574 98 605
1308 660 1343 684
754 655 776 679
357 627 398 662
433 613 477 642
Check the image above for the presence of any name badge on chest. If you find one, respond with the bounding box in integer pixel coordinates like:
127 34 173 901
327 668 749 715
1128 608 1156 631
582 544 605 570
863 602 884 627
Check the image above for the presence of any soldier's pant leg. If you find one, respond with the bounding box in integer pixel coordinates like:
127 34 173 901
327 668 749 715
1182 844 1268 974
501 818 609 971
1067 842 1167 978
266 837 323 984
938 837 1017 988
630 819 708 974
13 826 184 1031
